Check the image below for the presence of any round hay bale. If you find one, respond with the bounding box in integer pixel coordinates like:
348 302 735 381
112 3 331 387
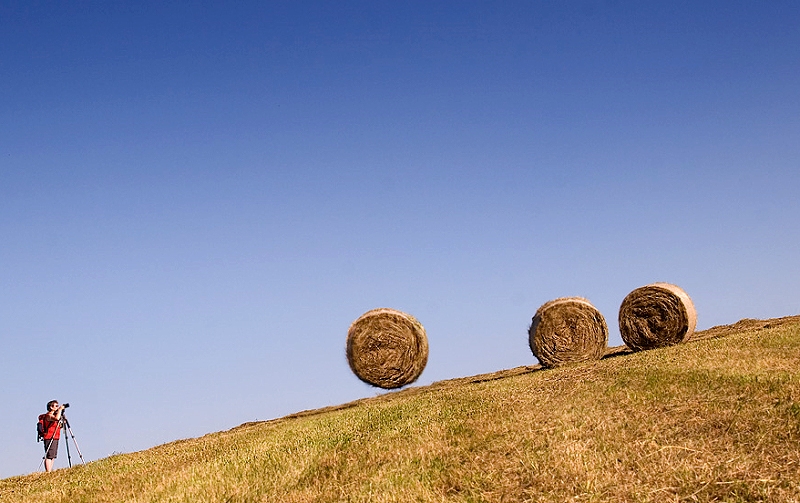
346 308 428 389
528 297 608 368
618 283 697 351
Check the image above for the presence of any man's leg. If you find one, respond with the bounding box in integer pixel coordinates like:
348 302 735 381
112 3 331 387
43 439 58 472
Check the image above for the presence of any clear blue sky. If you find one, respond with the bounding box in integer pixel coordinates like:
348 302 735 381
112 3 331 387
2 1 798 478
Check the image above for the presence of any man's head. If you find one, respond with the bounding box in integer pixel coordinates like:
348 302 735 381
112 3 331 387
47 400 59 411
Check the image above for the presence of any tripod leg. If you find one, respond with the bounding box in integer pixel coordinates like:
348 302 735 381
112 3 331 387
61 414 86 464
63 424 72 468
64 424 86 464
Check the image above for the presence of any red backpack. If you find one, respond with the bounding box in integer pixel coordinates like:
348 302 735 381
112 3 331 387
37 414 58 442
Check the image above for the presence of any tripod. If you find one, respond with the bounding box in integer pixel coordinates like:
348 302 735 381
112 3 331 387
60 412 86 467
39 412 86 471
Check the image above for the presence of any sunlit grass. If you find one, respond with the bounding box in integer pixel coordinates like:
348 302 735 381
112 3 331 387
2 316 799 502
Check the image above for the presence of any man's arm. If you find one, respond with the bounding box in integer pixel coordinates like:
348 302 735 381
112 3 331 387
45 405 64 422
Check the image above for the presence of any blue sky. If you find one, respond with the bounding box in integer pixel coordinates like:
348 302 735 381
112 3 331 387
1 1 798 478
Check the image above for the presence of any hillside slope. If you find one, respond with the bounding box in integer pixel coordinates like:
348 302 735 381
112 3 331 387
2 316 799 502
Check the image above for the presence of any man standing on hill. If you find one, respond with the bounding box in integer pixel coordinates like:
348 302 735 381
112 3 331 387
39 400 65 472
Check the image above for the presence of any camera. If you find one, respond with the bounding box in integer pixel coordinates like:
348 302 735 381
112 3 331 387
63 403 70 408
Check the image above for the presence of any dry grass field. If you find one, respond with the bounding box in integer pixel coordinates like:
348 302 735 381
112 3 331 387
2 316 799 502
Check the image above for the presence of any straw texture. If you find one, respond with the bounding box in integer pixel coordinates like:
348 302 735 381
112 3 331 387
346 308 429 389
528 297 608 368
618 282 697 351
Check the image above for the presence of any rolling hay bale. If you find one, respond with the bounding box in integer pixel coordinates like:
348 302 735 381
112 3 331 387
346 308 429 389
618 283 697 351
528 297 608 368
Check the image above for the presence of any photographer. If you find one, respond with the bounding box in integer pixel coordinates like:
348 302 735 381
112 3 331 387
39 400 66 472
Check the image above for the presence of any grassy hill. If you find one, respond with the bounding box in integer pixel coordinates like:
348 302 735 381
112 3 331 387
2 316 799 502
